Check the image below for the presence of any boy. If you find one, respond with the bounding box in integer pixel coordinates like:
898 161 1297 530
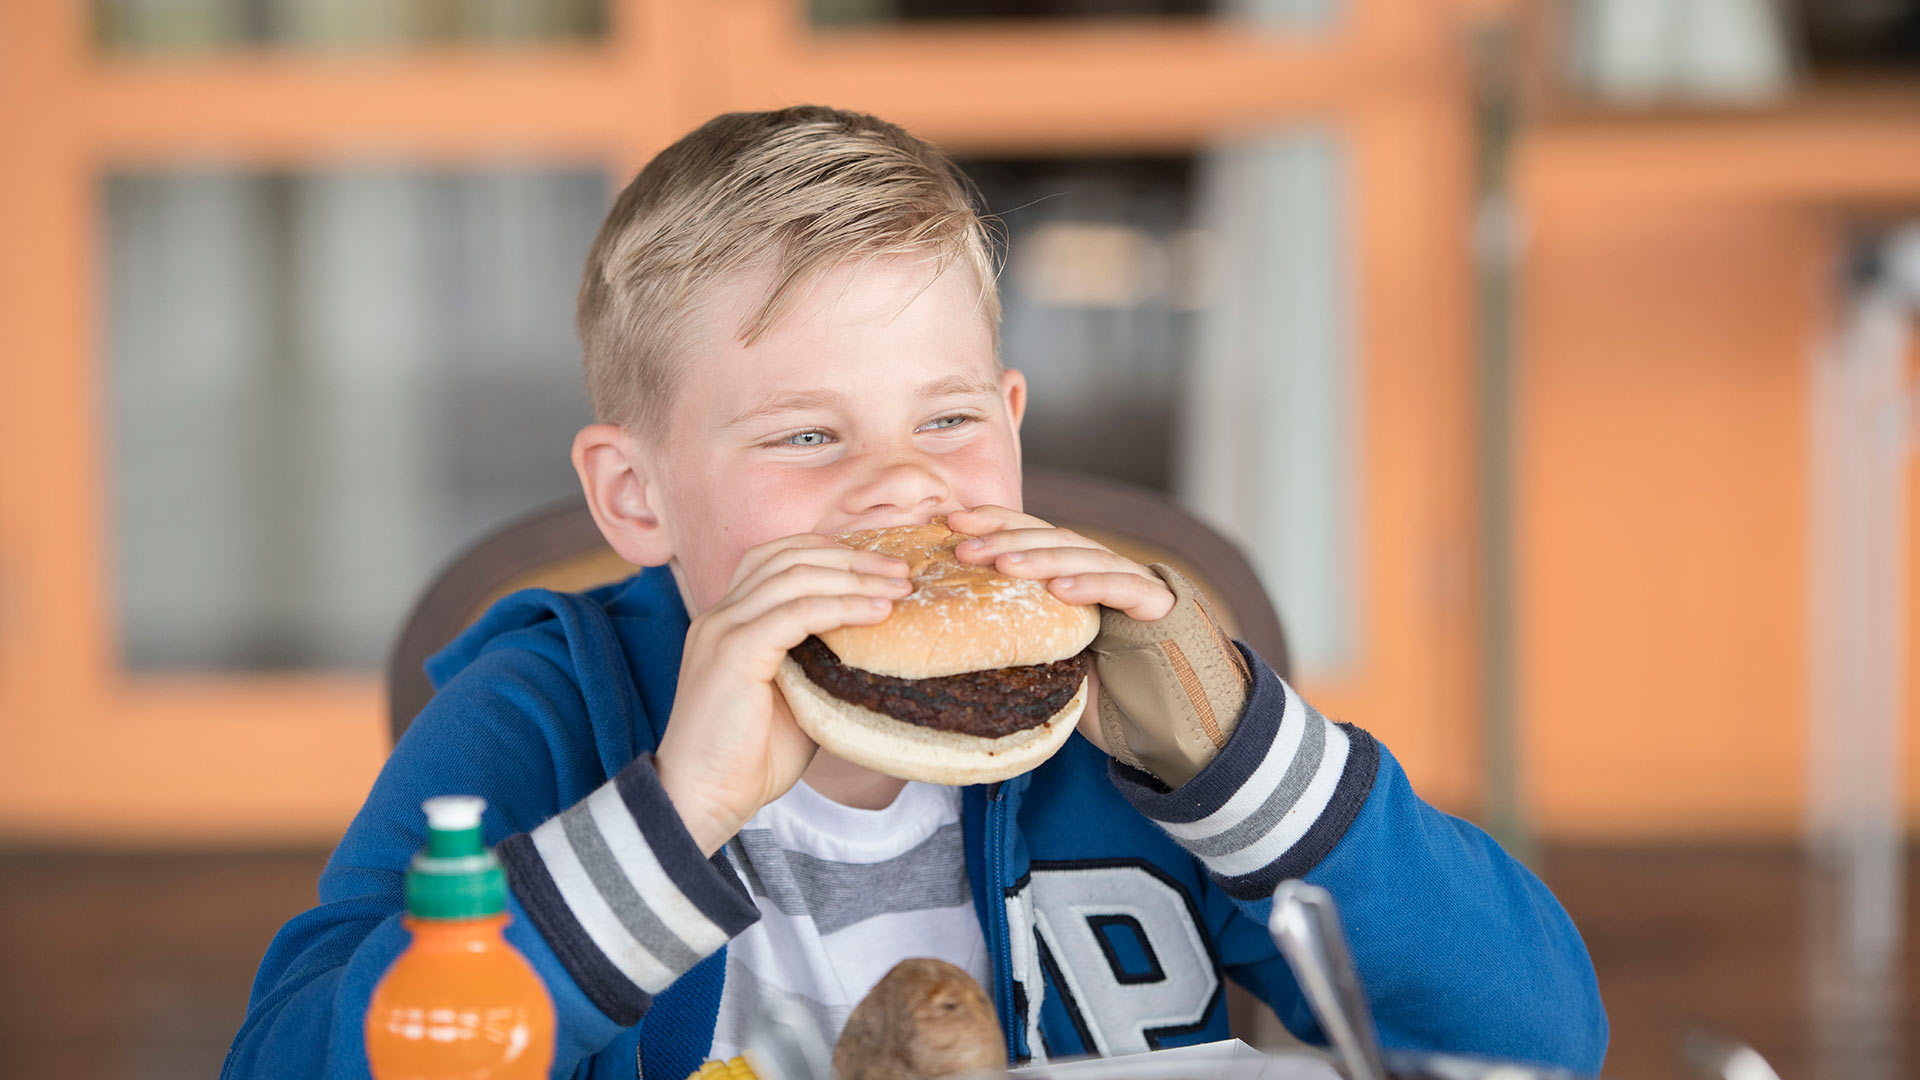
227 105 1606 1079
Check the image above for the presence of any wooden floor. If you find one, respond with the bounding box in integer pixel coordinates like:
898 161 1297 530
0 845 1912 1078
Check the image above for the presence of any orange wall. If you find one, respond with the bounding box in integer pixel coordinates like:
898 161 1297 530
1514 196 1918 840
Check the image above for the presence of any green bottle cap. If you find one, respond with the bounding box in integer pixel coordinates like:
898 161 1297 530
404 796 506 920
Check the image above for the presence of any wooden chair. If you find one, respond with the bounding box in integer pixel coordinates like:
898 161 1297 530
383 464 1294 1046
387 465 1289 744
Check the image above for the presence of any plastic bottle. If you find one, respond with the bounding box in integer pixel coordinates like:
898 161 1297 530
365 796 555 1079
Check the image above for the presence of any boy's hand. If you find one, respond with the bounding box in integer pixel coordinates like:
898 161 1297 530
947 505 1175 622
949 505 1250 788
654 534 913 855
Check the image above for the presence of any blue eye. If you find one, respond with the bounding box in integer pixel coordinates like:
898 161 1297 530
764 414 977 450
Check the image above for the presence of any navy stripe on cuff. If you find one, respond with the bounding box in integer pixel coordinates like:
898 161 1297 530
497 831 653 1027
613 755 759 935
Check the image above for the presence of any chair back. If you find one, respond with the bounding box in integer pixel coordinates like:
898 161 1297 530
387 467 1288 744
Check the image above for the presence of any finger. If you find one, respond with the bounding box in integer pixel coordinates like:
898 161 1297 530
1046 570 1176 622
716 562 912 630
955 524 1104 563
966 541 1135 582
729 535 909 595
727 592 902 679
946 504 1051 535
727 532 844 591
730 547 910 605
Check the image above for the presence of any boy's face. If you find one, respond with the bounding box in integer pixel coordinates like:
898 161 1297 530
643 255 1026 615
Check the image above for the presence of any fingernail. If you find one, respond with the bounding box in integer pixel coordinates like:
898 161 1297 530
1054 576 1074 589
958 538 984 551
871 596 892 609
1003 551 1024 563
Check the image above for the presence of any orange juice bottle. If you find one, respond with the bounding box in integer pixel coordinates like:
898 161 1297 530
366 796 555 1079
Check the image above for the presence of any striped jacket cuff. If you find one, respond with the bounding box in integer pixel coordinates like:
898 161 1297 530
496 754 760 1026
1110 641 1379 901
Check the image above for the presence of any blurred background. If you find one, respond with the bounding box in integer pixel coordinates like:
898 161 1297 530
2 0 1918 1076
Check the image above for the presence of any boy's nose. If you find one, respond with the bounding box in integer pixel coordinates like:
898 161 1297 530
844 455 952 521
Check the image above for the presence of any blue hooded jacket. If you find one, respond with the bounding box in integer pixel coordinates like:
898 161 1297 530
224 565 1607 1079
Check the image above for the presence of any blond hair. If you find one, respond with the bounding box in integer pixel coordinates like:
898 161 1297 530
576 105 1003 444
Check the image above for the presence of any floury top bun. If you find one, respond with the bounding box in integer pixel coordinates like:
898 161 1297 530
773 518 1101 785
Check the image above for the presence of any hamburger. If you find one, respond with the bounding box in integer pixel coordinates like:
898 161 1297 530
773 517 1100 785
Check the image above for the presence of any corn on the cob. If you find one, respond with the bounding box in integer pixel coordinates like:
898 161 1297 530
686 1054 758 1080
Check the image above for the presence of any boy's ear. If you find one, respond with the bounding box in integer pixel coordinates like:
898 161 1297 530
572 423 673 567
1000 367 1028 470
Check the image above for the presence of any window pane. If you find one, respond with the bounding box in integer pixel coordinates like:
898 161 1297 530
1559 0 1797 103
105 167 608 671
94 0 605 54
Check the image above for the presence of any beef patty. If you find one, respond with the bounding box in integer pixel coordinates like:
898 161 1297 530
787 636 1091 738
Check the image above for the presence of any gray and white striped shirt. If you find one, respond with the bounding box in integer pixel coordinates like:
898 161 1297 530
707 778 992 1061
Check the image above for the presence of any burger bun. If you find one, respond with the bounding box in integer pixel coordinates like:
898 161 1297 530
775 654 1088 786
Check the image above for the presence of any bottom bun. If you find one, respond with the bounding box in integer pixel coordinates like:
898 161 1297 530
774 653 1087 786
